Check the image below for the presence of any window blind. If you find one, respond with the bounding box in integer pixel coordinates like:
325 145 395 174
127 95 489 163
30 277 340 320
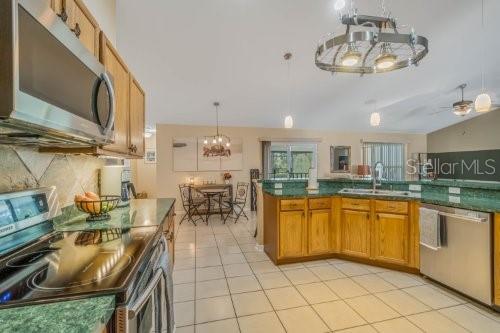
362 142 406 181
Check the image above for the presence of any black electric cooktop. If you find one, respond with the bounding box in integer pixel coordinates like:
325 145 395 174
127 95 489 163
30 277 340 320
0 226 160 308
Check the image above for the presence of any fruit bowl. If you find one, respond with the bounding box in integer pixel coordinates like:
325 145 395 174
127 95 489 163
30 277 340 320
75 195 120 221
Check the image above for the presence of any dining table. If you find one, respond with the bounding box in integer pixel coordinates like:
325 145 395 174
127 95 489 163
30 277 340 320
189 184 233 224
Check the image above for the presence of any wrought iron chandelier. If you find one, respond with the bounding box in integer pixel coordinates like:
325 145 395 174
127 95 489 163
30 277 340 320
315 0 428 75
202 102 231 157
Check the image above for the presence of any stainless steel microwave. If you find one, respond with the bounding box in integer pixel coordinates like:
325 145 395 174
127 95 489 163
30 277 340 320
0 0 115 147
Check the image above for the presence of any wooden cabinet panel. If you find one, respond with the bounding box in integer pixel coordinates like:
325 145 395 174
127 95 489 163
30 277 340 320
375 200 408 214
495 213 500 306
129 76 145 157
309 198 331 210
341 209 371 258
279 211 306 258
308 209 331 255
280 199 305 211
373 213 409 265
166 210 175 268
52 0 99 57
342 198 370 211
100 33 130 154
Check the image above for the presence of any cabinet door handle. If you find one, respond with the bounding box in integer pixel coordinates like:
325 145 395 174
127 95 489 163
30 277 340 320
167 232 174 241
367 213 370 219
376 214 380 220
57 6 68 22
71 23 81 38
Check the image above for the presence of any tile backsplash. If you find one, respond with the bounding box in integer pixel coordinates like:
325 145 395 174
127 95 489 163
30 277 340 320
0 146 104 207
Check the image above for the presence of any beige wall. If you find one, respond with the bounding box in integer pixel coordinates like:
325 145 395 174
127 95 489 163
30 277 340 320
427 111 500 153
133 124 426 209
83 0 116 44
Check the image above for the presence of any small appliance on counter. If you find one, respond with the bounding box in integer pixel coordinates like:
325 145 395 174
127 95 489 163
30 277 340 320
100 166 136 207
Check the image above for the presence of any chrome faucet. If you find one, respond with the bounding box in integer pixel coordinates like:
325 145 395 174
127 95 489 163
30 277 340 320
372 161 384 191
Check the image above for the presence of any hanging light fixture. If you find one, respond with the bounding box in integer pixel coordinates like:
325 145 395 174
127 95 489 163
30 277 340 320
315 0 428 75
475 0 491 113
369 100 381 126
453 84 473 116
202 102 231 157
370 112 381 127
283 52 294 128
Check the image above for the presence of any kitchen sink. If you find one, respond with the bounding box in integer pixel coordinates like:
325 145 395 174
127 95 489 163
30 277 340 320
339 188 412 197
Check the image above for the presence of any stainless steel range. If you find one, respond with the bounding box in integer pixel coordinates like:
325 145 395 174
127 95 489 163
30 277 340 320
0 188 174 332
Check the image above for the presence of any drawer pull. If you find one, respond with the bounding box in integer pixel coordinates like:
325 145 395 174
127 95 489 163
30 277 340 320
57 7 68 22
71 23 81 38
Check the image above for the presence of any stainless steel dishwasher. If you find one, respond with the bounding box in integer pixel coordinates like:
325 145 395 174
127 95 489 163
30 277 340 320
420 203 493 306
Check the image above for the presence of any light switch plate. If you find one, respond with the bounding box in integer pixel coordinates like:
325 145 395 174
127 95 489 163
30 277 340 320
449 195 461 203
274 189 283 195
409 184 421 192
274 183 283 189
449 187 461 195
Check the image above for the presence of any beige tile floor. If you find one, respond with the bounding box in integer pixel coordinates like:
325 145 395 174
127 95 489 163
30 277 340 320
172 212 500 333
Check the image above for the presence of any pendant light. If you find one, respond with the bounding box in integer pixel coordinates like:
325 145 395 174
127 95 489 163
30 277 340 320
202 102 231 157
369 100 381 127
283 52 294 128
370 112 381 127
475 0 491 113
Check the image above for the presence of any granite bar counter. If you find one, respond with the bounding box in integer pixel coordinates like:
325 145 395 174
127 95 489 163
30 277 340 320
0 295 115 333
263 179 500 212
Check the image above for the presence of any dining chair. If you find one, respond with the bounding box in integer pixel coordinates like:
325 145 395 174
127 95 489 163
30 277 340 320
224 182 249 223
178 184 205 225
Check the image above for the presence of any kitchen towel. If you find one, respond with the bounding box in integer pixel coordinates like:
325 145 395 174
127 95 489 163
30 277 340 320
419 207 441 250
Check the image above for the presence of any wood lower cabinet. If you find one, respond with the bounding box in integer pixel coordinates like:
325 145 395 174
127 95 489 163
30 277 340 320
279 211 306 259
264 195 419 272
341 209 371 258
308 209 331 255
51 0 99 57
373 212 409 265
165 209 175 269
495 213 500 306
100 33 131 155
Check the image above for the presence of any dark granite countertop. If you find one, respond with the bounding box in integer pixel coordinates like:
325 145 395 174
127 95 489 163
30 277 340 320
0 295 115 333
0 198 175 333
262 178 500 190
263 188 500 212
54 198 176 231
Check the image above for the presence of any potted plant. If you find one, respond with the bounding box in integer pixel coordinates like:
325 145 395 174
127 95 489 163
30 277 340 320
223 172 232 184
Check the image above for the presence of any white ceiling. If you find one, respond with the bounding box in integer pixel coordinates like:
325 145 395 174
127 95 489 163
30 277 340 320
116 0 500 134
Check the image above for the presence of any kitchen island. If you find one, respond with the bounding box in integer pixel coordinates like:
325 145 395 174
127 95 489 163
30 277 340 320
262 179 500 308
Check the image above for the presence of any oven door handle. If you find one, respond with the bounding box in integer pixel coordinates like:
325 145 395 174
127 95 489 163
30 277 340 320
128 268 164 319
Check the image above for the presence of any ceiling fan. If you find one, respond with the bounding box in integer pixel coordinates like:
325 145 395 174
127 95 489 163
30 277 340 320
430 84 499 117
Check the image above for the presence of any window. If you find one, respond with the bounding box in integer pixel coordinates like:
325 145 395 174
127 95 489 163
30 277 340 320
362 142 406 181
265 142 317 179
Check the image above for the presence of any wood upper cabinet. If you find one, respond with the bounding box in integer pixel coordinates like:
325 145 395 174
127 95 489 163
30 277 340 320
373 212 409 265
308 209 331 255
279 211 306 258
100 33 130 154
341 209 371 258
51 0 100 57
129 76 146 156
